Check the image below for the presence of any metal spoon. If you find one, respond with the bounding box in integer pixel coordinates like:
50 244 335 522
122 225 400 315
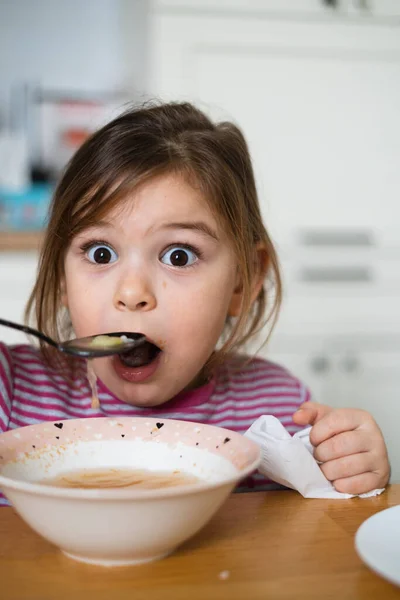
0 318 145 358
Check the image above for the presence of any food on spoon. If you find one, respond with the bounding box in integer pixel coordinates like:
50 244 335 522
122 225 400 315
89 334 129 348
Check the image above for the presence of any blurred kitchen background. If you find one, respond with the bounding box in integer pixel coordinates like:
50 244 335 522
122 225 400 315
0 0 399 479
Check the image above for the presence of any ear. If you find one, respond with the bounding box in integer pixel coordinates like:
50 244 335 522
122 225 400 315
228 243 269 317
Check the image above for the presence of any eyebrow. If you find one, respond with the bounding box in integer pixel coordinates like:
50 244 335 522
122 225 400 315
90 219 113 229
161 222 220 241
78 220 220 242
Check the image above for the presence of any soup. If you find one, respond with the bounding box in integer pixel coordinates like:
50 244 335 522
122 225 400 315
39 467 200 490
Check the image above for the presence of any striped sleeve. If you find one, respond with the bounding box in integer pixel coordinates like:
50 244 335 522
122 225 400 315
0 343 14 431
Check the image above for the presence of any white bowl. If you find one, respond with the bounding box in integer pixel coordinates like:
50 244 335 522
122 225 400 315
0 417 260 566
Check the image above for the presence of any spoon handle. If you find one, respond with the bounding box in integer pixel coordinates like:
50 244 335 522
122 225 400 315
0 318 57 348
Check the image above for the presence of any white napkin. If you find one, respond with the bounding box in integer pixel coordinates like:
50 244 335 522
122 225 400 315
245 415 385 499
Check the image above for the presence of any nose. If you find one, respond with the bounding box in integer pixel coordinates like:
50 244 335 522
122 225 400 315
113 271 157 312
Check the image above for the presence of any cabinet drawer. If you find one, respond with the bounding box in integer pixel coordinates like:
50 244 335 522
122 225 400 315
154 0 334 15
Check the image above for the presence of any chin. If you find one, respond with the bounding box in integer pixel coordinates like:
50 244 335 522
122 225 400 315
117 384 172 409
119 394 157 408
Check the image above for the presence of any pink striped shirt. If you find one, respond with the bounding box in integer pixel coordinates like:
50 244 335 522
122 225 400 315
0 343 310 503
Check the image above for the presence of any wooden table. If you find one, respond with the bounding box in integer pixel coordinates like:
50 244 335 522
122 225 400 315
1 486 399 600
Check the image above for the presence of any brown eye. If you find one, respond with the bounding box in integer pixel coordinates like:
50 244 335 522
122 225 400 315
94 248 111 264
87 245 117 264
161 247 197 268
170 250 189 266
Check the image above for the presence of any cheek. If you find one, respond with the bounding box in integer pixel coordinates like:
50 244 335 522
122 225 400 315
163 277 233 339
64 277 99 335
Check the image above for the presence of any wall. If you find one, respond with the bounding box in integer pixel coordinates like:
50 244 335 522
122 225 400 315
0 0 148 126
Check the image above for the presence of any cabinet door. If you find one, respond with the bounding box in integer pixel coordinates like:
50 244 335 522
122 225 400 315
259 335 338 405
0 254 38 344
332 349 400 482
149 11 400 247
263 350 336 405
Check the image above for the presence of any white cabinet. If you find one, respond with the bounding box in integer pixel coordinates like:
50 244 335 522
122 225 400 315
148 0 400 248
264 335 400 481
0 253 39 344
334 346 400 483
147 0 400 482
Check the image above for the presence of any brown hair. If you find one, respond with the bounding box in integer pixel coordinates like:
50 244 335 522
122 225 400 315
26 101 282 372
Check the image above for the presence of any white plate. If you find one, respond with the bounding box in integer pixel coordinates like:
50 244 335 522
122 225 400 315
355 505 400 587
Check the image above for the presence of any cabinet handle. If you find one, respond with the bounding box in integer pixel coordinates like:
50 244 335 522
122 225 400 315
299 229 373 247
299 267 372 283
311 356 330 374
341 356 359 373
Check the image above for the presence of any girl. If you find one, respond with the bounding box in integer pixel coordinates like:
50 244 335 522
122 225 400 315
0 102 389 499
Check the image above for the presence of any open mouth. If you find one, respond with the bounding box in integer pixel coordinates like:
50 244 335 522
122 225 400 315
118 340 162 369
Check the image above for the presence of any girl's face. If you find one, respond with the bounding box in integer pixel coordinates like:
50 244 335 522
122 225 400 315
63 173 240 406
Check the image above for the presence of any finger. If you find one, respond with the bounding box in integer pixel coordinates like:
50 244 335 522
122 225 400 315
333 472 381 496
309 408 369 447
313 430 371 463
292 402 332 427
320 452 374 482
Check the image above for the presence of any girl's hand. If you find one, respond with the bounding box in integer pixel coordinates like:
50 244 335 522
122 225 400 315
293 401 390 495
